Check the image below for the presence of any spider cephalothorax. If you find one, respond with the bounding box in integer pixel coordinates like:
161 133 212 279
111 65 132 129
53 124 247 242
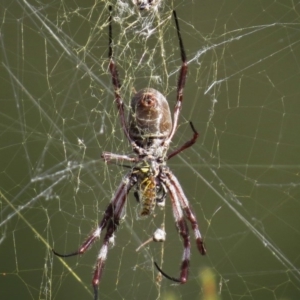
132 159 167 216
53 6 206 300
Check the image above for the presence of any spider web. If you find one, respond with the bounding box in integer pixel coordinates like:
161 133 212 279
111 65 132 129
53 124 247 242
1 0 300 299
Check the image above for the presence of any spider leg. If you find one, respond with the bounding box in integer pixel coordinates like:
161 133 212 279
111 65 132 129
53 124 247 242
167 121 199 160
154 262 181 283
155 172 191 283
52 204 113 257
108 6 141 152
92 181 129 300
52 172 133 258
164 10 188 147
102 152 137 163
92 220 116 300
166 169 206 255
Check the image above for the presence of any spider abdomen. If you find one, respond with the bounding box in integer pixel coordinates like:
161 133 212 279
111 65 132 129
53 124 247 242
128 88 172 150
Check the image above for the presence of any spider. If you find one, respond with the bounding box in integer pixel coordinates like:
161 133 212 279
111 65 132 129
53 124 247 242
132 0 161 11
52 6 206 300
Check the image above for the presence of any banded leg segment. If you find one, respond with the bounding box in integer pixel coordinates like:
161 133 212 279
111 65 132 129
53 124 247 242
155 172 191 283
166 169 206 255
